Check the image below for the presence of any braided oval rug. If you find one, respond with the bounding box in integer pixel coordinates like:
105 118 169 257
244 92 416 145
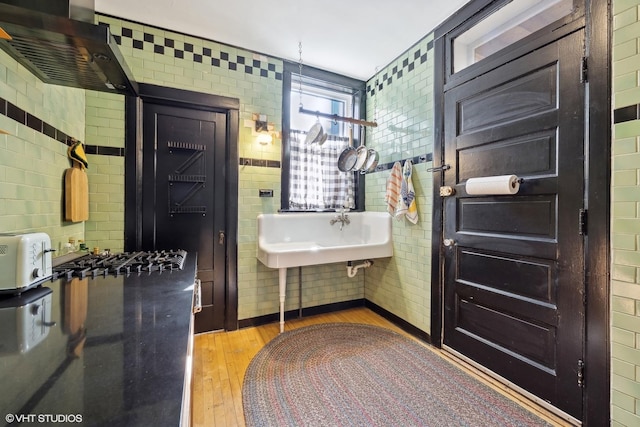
242 323 551 427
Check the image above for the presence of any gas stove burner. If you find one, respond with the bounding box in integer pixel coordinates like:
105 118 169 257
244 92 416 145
53 250 187 279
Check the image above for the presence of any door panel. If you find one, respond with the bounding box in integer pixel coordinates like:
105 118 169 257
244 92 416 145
457 250 555 303
142 104 227 332
458 130 557 181
456 298 557 368
457 64 558 134
443 30 585 418
459 197 556 237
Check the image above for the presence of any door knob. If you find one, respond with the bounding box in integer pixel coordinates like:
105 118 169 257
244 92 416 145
443 238 455 247
218 231 225 245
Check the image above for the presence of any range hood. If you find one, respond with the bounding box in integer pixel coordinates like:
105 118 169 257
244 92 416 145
0 0 137 95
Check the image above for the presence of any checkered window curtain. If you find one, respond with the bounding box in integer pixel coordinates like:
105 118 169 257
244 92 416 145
289 131 355 210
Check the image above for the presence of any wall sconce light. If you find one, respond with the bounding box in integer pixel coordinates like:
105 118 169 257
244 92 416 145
255 120 273 145
255 120 269 133
254 115 276 145
250 113 278 145
256 132 273 145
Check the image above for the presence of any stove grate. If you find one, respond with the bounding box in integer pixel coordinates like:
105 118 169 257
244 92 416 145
53 250 187 279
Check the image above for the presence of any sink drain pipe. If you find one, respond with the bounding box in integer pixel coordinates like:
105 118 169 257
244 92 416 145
347 260 373 278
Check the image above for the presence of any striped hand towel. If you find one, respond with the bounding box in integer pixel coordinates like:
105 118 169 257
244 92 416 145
403 159 418 224
396 173 409 220
385 162 403 217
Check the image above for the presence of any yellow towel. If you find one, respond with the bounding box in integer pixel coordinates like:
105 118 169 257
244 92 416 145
67 139 88 169
403 160 418 224
385 162 402 217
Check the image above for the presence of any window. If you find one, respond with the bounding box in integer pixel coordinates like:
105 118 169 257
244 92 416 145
281 62 366 211
453 0 574 73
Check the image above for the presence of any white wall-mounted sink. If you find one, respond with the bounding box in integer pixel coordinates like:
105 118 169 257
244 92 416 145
256 211 393 332
257 211 393 268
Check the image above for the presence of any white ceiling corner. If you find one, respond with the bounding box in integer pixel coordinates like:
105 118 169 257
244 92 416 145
95 0 470 81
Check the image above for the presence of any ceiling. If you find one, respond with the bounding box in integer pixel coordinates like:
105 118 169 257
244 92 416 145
94 0 470 81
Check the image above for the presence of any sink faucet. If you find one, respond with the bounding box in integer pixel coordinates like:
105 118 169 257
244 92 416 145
330 207 350 231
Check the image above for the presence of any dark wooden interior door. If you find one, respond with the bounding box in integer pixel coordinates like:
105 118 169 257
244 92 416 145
442 30 585 419
142 103 227 332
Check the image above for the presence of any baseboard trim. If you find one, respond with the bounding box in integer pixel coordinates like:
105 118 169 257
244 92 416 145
238 299 431 346
238 299 365 329
364 300 431 344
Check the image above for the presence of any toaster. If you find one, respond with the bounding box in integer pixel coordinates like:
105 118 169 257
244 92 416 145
0 286 53 354
0 233 53 292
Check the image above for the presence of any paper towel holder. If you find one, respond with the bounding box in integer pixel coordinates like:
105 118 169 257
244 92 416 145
465 174 525 196
440 186 455 197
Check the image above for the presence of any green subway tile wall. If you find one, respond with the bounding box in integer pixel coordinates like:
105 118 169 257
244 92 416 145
363 35 435 333
95 15 363 320
1 5 637 422
612 1 640 426
84 152 125 253
0 49 85 252
84 91 126 253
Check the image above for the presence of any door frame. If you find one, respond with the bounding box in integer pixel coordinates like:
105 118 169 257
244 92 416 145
124 83 240 331
430 0 610 425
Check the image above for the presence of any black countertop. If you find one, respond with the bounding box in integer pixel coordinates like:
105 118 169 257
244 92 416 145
0 255 196 426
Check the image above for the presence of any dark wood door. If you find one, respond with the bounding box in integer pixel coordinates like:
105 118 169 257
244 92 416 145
142 103 227 332
442 30 585 418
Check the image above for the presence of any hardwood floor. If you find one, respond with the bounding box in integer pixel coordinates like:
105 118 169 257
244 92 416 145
191 307 573 426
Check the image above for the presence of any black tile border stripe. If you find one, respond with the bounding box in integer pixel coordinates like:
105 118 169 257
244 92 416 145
240 158 281 168
237 154 433 172
367 43 434 96
238 152 434 171
84 145 125 157
102 19 283 82
614 104 640 124
369 152 433 174
0 96 123 158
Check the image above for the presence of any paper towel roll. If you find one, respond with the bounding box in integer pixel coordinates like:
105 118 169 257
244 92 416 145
465 175 520 195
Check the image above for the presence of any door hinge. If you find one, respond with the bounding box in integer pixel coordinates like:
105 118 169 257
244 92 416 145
580 57 588 83
579 209 588 235
577 359 585 387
